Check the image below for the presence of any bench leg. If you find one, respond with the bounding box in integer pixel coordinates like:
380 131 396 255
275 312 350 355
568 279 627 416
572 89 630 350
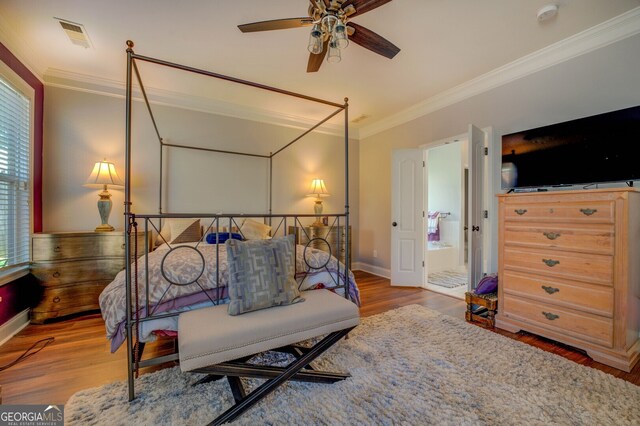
194 362 349 384
207 327 354 426
227 376 246 403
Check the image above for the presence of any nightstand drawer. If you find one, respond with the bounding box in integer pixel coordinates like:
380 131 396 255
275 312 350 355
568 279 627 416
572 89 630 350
504 200 614 223
503 246 613 286
30 282 109 323
32 232 146 261
503 294 613 348
502 271 613 317
31 259 124 286
503 222 614 255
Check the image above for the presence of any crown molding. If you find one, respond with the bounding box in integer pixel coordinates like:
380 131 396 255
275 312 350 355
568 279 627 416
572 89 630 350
0 13 46 80
44 68 357 138
359 6 640 140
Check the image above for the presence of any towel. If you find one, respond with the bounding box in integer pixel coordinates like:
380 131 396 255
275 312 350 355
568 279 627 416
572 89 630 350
427 211 440 242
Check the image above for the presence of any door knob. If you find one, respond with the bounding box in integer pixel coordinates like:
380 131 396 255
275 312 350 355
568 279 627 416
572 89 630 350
392 222 398 227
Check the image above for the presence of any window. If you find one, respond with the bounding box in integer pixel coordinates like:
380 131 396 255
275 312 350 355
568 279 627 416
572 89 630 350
0 70 32 272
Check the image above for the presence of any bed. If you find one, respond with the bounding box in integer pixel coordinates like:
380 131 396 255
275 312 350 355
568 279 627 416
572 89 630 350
116 40 353 401
100 235 361 353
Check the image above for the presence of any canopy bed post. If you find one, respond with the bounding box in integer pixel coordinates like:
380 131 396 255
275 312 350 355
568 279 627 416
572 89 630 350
159 141 163 215
269 152 273 226
124 40 135 402
344 97 350 299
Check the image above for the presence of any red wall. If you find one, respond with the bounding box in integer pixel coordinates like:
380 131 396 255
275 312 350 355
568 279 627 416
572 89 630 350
0 41 43 232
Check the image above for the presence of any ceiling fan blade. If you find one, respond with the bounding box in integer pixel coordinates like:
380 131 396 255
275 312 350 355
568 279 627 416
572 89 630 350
307 40 329 72
238 17 313 33
342 0 392 17
347 22 400 59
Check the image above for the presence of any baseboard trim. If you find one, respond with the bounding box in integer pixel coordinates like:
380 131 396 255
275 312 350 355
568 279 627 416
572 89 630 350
0 309 30 347
352 262 391 279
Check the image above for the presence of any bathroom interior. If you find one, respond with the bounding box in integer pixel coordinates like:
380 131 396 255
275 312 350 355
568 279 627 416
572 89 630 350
424 140 469 299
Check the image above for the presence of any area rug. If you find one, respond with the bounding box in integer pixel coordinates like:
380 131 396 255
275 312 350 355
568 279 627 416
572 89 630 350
427 269 467 288
65 305 640 425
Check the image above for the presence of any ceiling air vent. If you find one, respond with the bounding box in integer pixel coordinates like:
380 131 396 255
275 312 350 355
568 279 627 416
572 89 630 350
351 114 371 124
55 18 92 48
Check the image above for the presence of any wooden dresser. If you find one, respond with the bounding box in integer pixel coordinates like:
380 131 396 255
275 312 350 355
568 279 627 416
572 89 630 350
496 189 640 371
30 231 147 323
288 225 351 269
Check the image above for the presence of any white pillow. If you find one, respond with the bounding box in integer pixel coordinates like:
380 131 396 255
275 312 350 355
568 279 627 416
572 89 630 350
240 218 271 240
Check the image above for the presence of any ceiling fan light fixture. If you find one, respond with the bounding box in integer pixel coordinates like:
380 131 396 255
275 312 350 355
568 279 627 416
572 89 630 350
308 24 324 54
327 40 341 63
333 21 349 49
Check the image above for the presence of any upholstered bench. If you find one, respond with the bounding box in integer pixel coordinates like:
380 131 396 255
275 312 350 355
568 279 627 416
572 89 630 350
178 289 360 425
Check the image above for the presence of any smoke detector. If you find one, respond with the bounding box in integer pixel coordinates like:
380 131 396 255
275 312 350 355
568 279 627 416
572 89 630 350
55 18 92 48
537 4 559 22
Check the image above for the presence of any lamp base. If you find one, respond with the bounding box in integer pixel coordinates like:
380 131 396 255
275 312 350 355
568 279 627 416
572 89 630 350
313 199 324 227
95 224 115 232
96 187 115 232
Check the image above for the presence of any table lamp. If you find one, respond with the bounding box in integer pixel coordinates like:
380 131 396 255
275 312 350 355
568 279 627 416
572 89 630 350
307 178 330 226
84 159 124 232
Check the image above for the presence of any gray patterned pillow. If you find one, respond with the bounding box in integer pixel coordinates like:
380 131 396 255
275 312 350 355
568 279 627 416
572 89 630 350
226 234 304 316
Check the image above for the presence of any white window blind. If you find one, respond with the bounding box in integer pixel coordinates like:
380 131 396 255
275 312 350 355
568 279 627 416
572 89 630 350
0 74 31 270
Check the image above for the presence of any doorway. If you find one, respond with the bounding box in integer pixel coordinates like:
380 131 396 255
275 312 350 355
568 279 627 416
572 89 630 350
423 140 468 299
390 125 488 296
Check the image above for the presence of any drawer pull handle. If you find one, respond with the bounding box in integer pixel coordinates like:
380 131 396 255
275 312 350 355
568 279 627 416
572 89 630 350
541 285 559 294
53 296 61 303
580 208 597 216
52 271 61 278
542 311 559 321
54 246 61 252
543 232 560 240
514 209 527 216
542 259 560 267
122 243 126 249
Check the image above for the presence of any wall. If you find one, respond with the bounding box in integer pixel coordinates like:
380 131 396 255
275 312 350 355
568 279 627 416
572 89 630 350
43 87 359 256
359 33 640 274
427 142 462 246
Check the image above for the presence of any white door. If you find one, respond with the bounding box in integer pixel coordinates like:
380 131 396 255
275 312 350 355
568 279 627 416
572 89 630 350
391 149 424 286
468 124 486 289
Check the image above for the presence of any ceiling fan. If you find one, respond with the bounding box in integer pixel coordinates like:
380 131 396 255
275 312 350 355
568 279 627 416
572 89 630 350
238 0 400 72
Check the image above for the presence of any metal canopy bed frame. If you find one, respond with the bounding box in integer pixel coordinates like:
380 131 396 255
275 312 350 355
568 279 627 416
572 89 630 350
122 41 352 401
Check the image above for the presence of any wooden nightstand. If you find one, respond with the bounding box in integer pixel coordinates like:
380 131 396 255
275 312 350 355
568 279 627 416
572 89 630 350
288 225 351 269
30 231 148 323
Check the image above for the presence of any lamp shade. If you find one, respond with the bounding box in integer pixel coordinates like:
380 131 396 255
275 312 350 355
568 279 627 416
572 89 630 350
307 178 330 197
84 160 124 188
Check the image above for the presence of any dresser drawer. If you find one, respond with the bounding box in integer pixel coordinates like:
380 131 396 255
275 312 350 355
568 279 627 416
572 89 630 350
503 223 614 255
32 233 146 261
502 271 614 317
502 294 613 348
31 259 124 286
30 282 108 323
504 200 614 223
503 247 613 286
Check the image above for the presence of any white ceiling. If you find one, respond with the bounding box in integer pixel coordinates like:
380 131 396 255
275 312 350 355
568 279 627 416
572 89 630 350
1 0 639 132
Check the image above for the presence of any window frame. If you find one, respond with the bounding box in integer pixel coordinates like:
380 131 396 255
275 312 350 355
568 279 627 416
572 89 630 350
0 59 35 284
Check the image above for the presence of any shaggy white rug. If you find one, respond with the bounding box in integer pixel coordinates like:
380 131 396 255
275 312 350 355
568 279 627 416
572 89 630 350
66 305 640 425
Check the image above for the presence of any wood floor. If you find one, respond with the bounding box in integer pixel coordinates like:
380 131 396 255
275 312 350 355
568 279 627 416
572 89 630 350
0 271 638 405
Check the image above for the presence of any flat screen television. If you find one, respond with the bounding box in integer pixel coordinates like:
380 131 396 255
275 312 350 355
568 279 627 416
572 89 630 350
501 105 640 189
